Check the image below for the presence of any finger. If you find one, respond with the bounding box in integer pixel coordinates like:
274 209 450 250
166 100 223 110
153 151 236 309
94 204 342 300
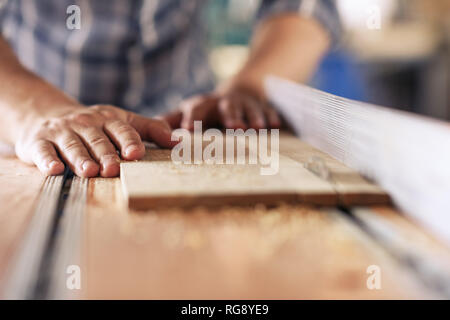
52 132 99 178
243 97 266 129
31 140 65 176
218 97 246 129
158 110 183 130
180 96 219 131
129 114 177 148
263 105 281 128
75 127 121 178
104 119 145 161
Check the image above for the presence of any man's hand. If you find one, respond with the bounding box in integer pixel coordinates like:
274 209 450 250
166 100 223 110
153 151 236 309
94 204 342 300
162 85 281 131
15 105 175 177
162 14 330 131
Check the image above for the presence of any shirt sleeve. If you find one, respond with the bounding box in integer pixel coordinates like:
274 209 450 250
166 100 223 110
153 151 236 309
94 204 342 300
256 0 342 47
0 0 8 28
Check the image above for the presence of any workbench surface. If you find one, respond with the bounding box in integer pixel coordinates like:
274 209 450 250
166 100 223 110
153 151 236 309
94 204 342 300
1 143 449 299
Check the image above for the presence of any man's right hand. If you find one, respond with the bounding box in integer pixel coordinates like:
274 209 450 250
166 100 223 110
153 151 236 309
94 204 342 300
15 105 176 178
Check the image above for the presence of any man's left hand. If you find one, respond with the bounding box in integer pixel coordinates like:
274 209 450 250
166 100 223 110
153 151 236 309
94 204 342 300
162 84 281 131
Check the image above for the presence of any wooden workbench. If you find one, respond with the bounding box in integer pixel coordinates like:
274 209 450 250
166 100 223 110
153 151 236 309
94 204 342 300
0 139 449 299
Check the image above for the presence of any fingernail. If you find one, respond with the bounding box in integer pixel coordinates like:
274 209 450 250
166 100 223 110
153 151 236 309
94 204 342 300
82 160 96 172
101 156 120 177
125 145 140 157
47 160 60 169
101 155 120 169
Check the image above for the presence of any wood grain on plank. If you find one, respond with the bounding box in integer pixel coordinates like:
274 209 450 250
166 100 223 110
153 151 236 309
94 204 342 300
83 178 425 299
121 134 389 210
121 149 336 210
278 134 390 206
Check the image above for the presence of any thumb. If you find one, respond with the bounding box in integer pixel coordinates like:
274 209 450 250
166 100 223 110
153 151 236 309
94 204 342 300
157 110 182 130
129 114 178 148
180 95 220 131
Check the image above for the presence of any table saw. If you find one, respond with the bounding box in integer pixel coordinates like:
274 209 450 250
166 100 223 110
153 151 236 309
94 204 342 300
1 77 450 300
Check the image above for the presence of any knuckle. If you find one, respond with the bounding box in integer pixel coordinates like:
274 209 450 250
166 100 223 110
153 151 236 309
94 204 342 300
101 153 119 161
32 140 49 153
33 120 64 139
89 135 109 147
69 113 96 127
101 110 117 119
40 119 53 129
112 121 135 136
43 118 68 131
61 139 81 153
92 105 118 119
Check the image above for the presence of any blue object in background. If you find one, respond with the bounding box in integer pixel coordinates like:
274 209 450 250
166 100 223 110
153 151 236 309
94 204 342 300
310 50 368 102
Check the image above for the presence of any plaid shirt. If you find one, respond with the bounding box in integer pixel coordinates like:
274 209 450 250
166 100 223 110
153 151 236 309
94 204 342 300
0 0 340 116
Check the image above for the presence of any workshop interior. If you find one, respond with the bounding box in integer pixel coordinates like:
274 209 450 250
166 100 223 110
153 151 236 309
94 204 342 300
0 0 450 305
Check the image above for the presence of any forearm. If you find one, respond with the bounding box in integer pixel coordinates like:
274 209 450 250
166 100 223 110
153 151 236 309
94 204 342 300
0 36 81 144
225 14 330 98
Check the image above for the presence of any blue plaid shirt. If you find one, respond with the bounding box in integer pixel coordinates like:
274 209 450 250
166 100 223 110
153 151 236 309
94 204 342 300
0 0 340 116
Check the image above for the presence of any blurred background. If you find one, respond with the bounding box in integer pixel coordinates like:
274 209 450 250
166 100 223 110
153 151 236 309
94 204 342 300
205 0 450 120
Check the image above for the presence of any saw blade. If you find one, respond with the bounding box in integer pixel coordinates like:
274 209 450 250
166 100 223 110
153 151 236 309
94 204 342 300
266 76 450 245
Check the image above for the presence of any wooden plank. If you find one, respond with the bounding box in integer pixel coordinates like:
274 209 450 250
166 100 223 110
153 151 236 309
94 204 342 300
121 134 389 210
121 149 336 210
279 134 391 206
83 178 427 299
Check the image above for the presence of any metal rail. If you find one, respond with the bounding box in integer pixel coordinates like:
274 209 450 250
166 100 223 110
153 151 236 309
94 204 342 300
3 171 87 299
